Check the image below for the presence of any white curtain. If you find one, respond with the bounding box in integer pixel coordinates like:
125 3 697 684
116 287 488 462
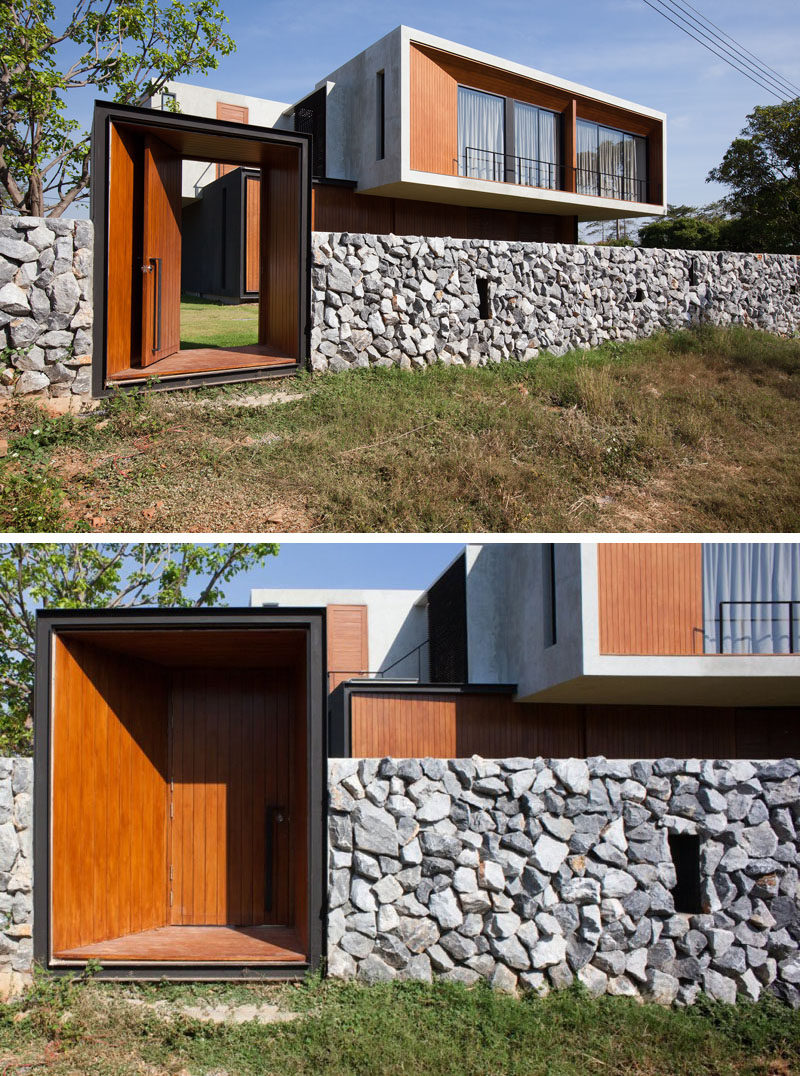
598 127 623 199
623 134 647 202
703 543 800 653
458 87 504 180
514 102 538 186
576 120 597 196
538 108 560 190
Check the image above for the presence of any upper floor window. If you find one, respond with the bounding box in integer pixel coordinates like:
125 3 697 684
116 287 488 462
577 119 647 202
513 102 561 190
458 86 504 181
160 90 176 111
376 71 385 161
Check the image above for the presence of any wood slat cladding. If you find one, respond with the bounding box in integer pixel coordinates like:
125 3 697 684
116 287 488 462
245 174 261 293
312 183 577 243
216 102 249 178
327 606 368 691
598 543 703 655
348 691 799 760
141 134 182 364
410 45 458 175
106 123 143 374
52 637 168 956
260 144 301 357
169 668 297 928
408 43 662 197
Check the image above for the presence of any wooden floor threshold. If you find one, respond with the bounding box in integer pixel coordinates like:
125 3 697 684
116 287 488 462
54 924 306 963
108 343 297 382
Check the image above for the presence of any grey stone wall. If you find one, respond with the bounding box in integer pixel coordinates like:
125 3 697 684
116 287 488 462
0 217 93 400
311 234 800 371
327 757 800 1006
0 759 33 999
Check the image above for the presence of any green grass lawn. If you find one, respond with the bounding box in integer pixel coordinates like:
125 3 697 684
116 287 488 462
180 295 259 349
1 325 798 532
1 975 797 1076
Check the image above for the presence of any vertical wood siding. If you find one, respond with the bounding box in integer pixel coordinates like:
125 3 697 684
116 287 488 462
347 691 797 760
244 174 261 293
169 668 297 928
410 45 458 175
106 123 142 374
216 102 249 178
52 637 169 955
597 543 703 655
259 144 301 357
327 606 368 692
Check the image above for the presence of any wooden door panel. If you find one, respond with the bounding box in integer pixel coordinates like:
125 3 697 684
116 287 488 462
142 134 182 365
169 669 295 927
327 605 368 692
245 174 261 293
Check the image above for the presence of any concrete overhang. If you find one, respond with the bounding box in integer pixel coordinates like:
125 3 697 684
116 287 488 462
360 173 664 221
519 655 800 706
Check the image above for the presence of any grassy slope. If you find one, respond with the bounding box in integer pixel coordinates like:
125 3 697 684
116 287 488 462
1 977 798 1076
1 326 798 533
179 296 259 349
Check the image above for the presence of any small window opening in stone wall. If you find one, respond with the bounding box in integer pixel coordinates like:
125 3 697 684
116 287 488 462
689 259 698 288
668 833 702 913
634 287 646 303
477 277 491 320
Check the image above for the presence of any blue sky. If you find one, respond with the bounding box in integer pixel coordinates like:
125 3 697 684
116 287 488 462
196 542 464 605
57 0 799 211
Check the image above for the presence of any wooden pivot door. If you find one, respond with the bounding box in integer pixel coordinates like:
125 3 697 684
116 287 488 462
169 669 296 928
141 134 182 365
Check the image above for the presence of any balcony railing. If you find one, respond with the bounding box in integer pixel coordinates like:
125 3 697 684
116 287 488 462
461 147 650 204
328 639 430 691
691 600 800 654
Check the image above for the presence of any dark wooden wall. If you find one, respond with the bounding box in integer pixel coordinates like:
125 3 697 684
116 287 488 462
259 144 301 358
52 637 169 956
598 543 704 655
349 691 798 760
312 183 577 243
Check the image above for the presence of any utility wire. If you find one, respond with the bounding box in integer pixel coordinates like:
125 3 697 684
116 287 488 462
659 0 799 98
676 0 800 96
640 0 795 101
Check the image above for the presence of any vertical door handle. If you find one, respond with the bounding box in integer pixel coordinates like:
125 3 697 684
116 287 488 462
148 257 162 353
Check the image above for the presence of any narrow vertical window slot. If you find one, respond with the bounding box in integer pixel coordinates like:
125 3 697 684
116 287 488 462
376 71 385 161
668 833 702 914
477 277 491 320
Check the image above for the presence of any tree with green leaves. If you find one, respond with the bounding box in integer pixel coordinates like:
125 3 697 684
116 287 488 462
1 0 235 217
638 203 730 251
0 542 278 754
707 98 800 254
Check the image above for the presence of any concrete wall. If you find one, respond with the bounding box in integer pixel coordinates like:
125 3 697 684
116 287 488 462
310 233 800 372
318 27 403 189
327 755 800 1005
464 544 584 699
251 588 428 679
0 760 33 999
0 217 93 405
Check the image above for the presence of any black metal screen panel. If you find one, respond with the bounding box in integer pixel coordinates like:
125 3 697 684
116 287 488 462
294 87 326 179
427 553 468 683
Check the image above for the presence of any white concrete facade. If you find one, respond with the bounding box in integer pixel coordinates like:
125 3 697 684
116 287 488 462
250 587 428 680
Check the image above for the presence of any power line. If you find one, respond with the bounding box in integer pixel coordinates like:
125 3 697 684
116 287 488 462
677 0 800 96
660 0 800 98
640 0 797 101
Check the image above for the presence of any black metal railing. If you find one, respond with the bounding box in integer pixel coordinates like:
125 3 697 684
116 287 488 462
461 147 650 203
328 639 430 689
462 147 564 191
576 168 648 204
701 600 800 654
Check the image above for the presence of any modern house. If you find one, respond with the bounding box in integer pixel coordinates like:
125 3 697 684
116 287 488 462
165 26 667 300
34 542 797 981
87 27 667 393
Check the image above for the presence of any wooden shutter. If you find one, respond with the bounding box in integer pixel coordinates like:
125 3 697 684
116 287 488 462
216 102 249 178
327 605 368 692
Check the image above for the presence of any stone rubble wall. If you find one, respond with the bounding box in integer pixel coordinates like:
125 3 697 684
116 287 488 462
0 217 93 401
327 756 800 1005
311 234 800 371
0 759 33 999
